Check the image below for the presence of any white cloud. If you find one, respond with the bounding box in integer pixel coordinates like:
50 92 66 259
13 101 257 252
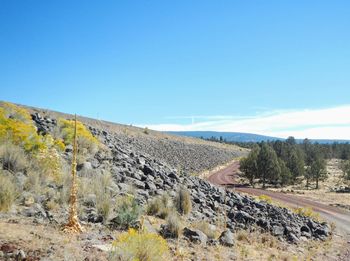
137 105 350 140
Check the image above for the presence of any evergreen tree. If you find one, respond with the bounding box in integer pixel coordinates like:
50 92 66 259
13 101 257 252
279 158 292 186
341 160 350 180
309 155 327 189
286 148 305 182
239 145 260 187
257 143 281 188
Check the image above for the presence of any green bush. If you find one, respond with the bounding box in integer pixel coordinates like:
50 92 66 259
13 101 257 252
0 143 28 173
0 172 17 212
175 187 192 215
112 195 142 229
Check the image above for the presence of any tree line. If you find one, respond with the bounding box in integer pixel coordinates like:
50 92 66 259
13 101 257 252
239 137 329 189
202 136 350 188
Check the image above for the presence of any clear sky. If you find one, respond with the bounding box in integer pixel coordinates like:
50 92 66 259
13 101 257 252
1 1 350 139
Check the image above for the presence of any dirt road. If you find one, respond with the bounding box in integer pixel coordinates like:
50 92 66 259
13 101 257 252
208 161 350 235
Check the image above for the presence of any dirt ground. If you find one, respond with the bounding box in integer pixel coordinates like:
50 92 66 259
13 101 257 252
0 215 348 261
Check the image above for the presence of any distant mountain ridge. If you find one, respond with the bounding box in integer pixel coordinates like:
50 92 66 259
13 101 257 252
168 131 350 144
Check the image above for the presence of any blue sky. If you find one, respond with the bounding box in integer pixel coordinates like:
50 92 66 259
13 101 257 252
1 1 350 139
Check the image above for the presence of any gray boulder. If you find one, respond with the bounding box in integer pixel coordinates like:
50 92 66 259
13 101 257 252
183 227 207 245
219 230 235 247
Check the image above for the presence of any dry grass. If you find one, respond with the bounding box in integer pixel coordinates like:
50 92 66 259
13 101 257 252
175 187 192 215
0 171 17 211
165 212 183 238
78 170 113 222
146 193 172 219
192 220 218 239
0 143 28 173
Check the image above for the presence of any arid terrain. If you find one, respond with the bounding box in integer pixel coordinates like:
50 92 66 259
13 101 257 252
0 102 348 260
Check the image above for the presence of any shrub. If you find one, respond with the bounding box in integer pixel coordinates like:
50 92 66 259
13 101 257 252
35 140 62 183
193 220 217 239
110 229 170 261
164 212 182 238
58 118 99 155
175 187 192 215
96 172 113 221
78 171 113 221
143 127 149 135
112 195 142 229
146 193 171 219
0 143 28 173
257 194 273 204
0 103 45 152
0 172 17 211
293 207 321 222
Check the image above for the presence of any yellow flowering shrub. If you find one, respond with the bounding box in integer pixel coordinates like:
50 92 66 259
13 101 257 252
111 229 170 261
257 194 273 204
0 102 63 182
0 103 45 152
35 135 62 183
58 118 99 154
293 207 321 222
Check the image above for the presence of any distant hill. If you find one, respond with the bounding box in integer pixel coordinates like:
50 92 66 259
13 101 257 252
168 131 350 144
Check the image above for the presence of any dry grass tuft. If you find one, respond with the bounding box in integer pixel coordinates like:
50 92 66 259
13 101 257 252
165 211 183 238
146 193 172 219
193 220 217 239
0 171 17 211
0 143 28 173
175 187 192 215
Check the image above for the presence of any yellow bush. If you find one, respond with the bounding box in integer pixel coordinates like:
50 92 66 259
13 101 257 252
0 102 32 123
58 118 98 145
58 118 99 155
0 104 45 152
293 207 321 222
257 195 273 204
111 229 170 261
54 139 66 151
33 134 62 182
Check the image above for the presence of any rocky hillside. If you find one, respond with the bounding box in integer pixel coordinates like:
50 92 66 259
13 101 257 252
31 110 330 243
28 106 247 174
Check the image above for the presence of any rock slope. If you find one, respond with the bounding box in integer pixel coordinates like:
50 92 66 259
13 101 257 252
29 112 331 243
